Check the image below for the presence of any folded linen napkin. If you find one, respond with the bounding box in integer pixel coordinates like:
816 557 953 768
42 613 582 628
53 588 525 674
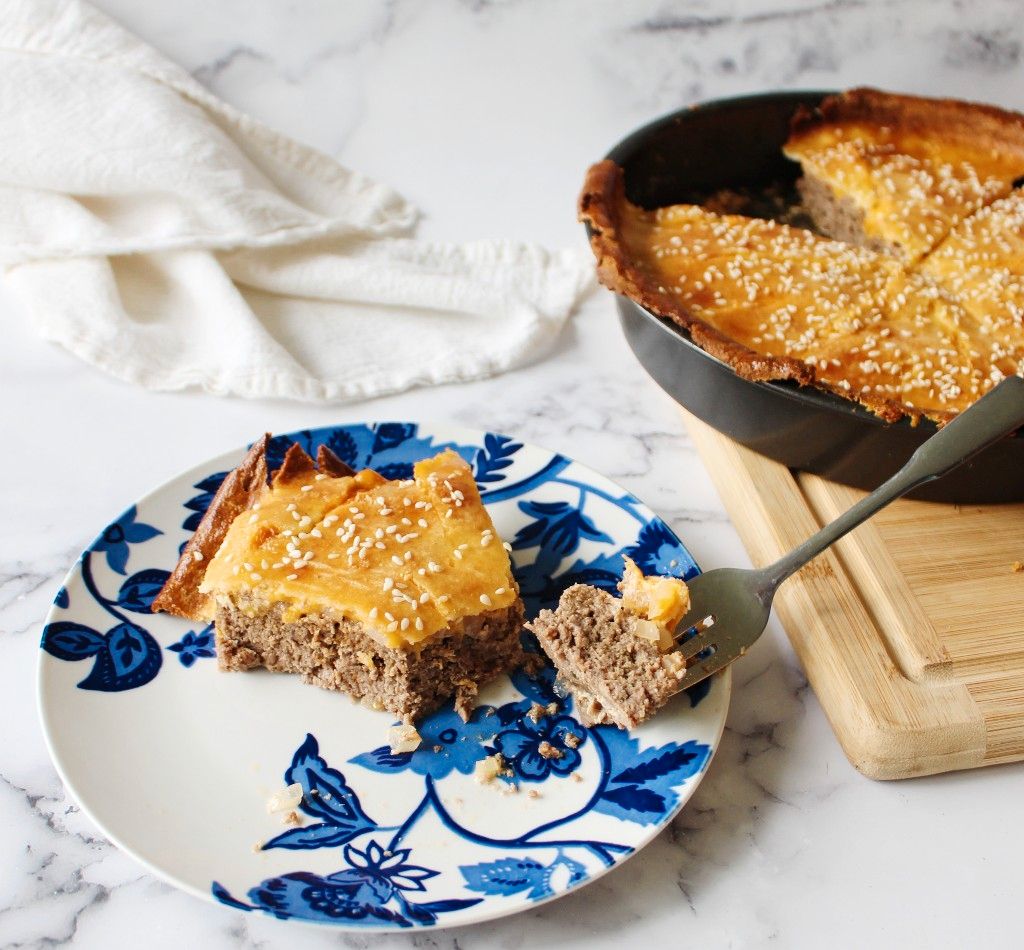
0 0 594 401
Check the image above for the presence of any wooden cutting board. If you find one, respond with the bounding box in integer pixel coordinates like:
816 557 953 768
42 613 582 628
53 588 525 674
683 411 1024 780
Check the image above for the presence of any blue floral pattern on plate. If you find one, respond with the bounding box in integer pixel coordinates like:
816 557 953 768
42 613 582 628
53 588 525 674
37 422 729 932
167 627 216 668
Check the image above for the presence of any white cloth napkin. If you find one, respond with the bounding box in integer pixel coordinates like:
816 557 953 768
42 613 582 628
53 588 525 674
0 0 594 401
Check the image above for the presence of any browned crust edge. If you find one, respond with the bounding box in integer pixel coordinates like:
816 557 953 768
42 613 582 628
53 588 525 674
151 434 270 620
788 87 1024 159
273 442 316 486
317 445 356 478
578 159 814 388
579 159 942 425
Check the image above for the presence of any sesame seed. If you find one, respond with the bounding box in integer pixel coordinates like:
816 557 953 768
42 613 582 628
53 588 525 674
503 542 512 552
495 587 506 595
404 551 412 561
286 504 297 512
300 485 313 492
261 559 269 570
243 562 254 571
419 592 430 603
314 473 327 481
400 618 410 631
403 497 412 506
479 594 493 607
193 550 204 562
392 555 403 566
415 617 424 631
379 508 393 516
375 541 386 549
387 621 399 632
385 612 395 622
418 519 428 528
369 607 378 619
232 565 240 576
248 514 259 524
310 529 322 539
327 552 340 559
383 577 394 592
286 573 298 580
299 516 312 527
250 573 262 582
303 551 314 561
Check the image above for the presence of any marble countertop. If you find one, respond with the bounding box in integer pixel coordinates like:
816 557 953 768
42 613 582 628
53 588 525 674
4 1 1023 946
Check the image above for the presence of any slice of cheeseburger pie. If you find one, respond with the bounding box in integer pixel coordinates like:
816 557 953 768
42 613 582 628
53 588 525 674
153 435 525 723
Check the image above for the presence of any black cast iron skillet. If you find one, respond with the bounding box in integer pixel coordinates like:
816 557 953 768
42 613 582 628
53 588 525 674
597 90 1024 503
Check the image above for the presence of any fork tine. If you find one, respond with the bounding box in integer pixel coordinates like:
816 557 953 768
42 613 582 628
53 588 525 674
675 629 715 662
676 650 731 693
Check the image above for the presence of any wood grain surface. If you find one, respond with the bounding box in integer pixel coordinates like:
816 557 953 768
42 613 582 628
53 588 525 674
684 411 1024 779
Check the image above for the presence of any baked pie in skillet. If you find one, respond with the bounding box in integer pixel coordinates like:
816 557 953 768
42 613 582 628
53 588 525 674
580 88 1024 423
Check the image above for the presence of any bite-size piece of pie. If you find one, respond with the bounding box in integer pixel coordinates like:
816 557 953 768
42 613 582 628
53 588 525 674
528 558 690 730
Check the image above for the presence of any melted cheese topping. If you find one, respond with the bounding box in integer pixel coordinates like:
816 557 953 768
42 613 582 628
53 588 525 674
619 557 689 653
783 122 1022 261
200 450 518 649
920 189 1024 377
620 200 1009 416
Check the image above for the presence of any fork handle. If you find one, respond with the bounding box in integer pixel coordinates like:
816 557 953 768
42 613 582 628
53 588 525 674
761 375 1024 592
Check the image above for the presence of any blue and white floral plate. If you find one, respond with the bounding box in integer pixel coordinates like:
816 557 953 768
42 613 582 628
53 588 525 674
37 423 729 931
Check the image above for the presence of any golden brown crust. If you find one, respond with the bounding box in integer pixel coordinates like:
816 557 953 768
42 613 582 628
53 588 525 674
786 89 1024 263
579 159 814 388
151 434 270 621
273 443 316 486
789 88 1024 154
317 445 356 478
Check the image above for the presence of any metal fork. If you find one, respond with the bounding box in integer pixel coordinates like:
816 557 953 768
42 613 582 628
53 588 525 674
672 375 1024 692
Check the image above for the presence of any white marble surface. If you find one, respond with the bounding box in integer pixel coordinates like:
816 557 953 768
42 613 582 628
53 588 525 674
3 1 1024 946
